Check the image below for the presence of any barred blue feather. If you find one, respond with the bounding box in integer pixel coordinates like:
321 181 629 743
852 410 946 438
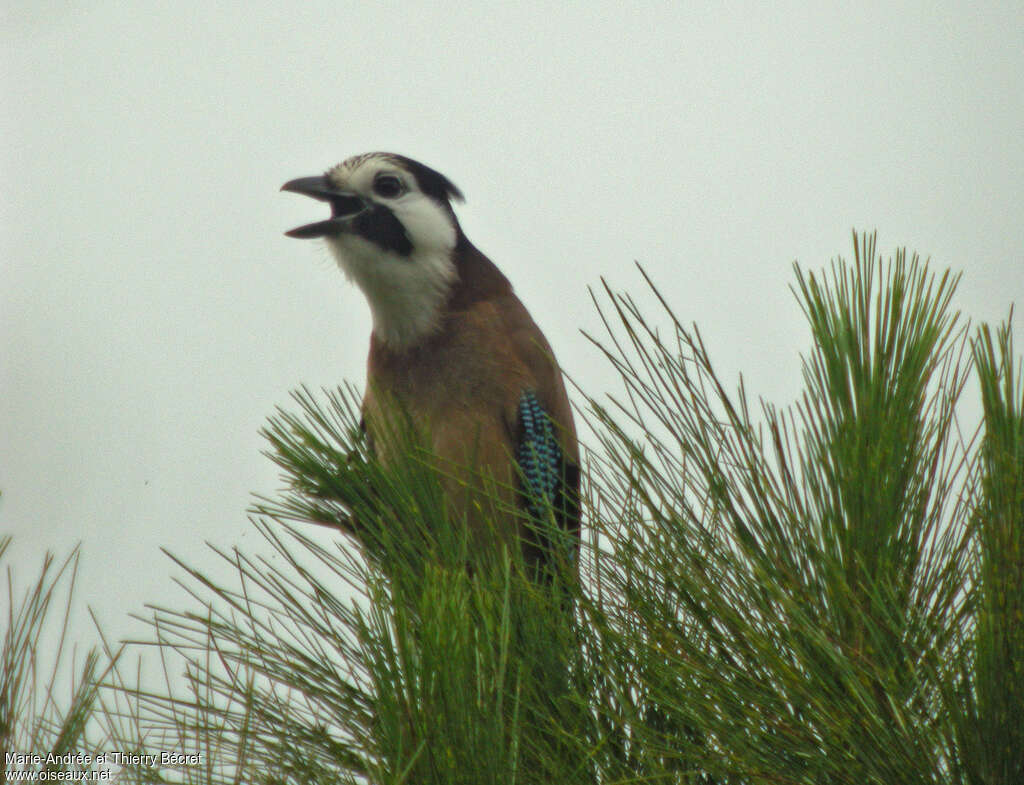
515 391 561 519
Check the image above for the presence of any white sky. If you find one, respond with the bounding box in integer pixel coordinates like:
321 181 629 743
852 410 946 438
2 2 1022 656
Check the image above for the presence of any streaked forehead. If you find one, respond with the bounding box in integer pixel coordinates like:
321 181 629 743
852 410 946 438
325 152 464 204
337 152 399 173
326 152 399 183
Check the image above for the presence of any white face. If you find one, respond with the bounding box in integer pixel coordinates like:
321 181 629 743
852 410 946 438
322 155 460 350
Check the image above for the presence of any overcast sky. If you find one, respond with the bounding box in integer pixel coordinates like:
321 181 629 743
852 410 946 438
3 2 1022 656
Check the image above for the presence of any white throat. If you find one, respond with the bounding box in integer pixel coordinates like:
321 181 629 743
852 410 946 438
327 238 458 350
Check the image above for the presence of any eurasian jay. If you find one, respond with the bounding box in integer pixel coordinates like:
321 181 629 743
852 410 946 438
282 153 579 577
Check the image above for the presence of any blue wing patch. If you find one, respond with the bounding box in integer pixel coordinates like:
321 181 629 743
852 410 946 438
515 391 561 519
515 391 581 579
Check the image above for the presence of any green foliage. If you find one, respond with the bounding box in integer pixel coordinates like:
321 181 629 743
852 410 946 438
1 538 111 779
101 388 584 784
952 314 1024 784
8 232 1020 784
579 234 979 783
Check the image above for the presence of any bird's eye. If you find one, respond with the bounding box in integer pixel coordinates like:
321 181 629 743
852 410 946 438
373 174 405 199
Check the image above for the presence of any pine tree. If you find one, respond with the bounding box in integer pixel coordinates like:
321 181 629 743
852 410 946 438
8 232 1020 784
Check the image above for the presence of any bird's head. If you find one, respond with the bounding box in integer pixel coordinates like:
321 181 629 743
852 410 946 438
283 152 466 349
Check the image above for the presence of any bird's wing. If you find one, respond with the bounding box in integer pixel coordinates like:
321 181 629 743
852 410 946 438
513 389 581 570
496 295 580 569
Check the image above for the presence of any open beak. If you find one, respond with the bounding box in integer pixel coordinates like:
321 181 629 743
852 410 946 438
281 176 368 238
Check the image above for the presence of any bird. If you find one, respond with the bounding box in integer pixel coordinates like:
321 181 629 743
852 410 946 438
281 152 579 579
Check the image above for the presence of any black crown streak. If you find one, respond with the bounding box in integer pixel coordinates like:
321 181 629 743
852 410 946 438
283 155 461 256
382 154 464 205
335 154 457 258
